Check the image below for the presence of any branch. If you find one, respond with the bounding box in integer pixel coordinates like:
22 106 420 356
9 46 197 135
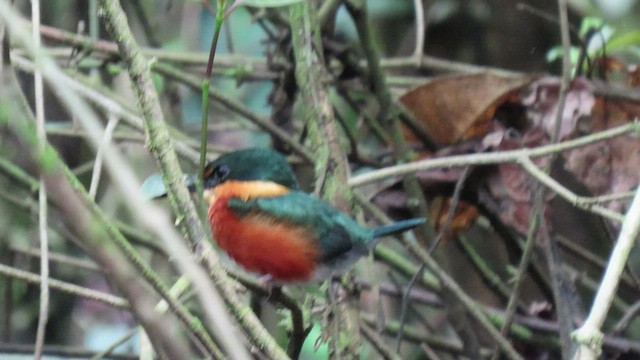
0 69 191 359
0 263 128 309
96 1 287 358
0 6 223 356
572 178 640 357
518 157 623 221
354 194 523 359
11 55 204 163
30 1 49 357
289 2 356 357
152 62 313 162
349 121 640 187
289 1 350 204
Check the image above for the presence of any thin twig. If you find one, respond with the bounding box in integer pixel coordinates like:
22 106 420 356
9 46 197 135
227 269 309 360
349 121 640 188
361 322 401 360
395 263 425 352
381 55 520 76
0 8 223 357
10 246 101 272
89 114 119 199
557 235 636 287
397 166 470 351
2 61 196 359
360 313 487 356
11 55 205 164
31 2 49 358
579 191 636 205
152 62 314 162
457 235 528 311
354 196 523 359
359 272 640 354
0 263 128 308
563 264 630 315
199 0 228 193
491 182 543 360
612 299 640 335
89 326 138 360
409 244 523 358
429 165 471 252
411 0 425 60
518 157 623 221
518 2 576 356
0 157 39 191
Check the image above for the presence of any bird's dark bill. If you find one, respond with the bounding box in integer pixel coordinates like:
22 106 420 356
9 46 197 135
141 173 197 200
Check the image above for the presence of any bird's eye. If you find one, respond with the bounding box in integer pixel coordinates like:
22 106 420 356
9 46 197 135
215 164 230 180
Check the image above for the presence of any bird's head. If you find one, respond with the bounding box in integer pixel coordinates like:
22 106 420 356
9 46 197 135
142 148 299 199
201 148 299 190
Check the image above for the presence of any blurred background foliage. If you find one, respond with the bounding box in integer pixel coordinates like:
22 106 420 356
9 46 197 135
1 0 640 359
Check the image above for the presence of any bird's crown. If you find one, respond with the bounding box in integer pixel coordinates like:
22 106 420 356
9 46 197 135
203 148 300 190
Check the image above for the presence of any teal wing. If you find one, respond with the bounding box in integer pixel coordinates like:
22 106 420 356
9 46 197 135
227 191 372 262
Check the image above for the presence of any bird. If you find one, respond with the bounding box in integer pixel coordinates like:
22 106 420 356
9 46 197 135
144 148 425 283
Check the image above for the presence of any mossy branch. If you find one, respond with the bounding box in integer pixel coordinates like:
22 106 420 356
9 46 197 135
289 1 350 207
289 2 358 358
96 1 289 358
0 67 193 359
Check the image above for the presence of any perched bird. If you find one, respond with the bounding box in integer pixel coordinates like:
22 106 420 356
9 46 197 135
145 148 424 283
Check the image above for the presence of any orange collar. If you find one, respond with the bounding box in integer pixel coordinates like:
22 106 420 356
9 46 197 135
204 180 290 204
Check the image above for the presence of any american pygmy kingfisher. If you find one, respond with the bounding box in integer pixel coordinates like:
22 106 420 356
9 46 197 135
144 148 425 283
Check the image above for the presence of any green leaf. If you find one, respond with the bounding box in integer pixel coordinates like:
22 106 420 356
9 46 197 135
579 17 605 37
545 46 580 64
607 30 640 52
239 0 304 7
300 324 329 360
586 25 614 54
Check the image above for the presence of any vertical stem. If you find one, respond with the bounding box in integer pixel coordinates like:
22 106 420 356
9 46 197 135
31 1 49 358
572 185 640 359
289 1 350 208
411 0 425 59
544 0 576 357
95 1 286 358
88 0 99 81
2 252 14 342
199 1 226 190
89 0 99 42
199 77 210 193
491 196 542 360
89 115 120 199
345 0 431 239
289 1 355 358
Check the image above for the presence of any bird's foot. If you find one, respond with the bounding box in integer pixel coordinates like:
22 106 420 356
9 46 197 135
258 273 273 286
258 274 278 296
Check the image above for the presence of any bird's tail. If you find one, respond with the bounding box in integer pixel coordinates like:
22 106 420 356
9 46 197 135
371 218 425 239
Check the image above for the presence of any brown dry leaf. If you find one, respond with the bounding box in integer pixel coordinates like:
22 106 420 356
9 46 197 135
629 65 640 87
400 73 537 145
563 141 611 195
430 197 479 240
484 125 552 234
565 96 640 213
521 77 595 140
372 189 410 211
594 56 625 80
